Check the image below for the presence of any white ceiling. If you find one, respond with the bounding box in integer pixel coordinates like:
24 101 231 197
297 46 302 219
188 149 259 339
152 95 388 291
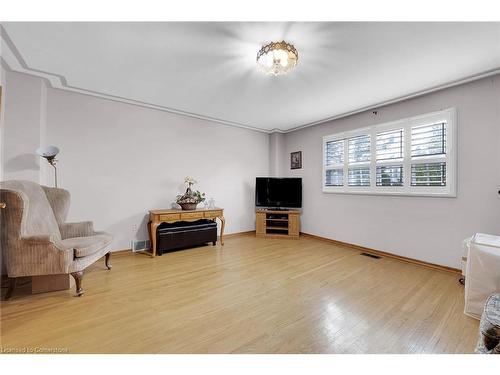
2 22 500 132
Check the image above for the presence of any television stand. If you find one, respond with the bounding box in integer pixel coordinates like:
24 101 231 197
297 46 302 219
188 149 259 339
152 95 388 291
255 209 300 239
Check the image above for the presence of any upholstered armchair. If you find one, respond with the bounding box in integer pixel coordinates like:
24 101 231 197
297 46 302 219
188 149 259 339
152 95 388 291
0 180 113 298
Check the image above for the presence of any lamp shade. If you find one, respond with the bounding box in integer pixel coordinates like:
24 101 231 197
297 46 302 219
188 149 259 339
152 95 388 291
36 145 59 158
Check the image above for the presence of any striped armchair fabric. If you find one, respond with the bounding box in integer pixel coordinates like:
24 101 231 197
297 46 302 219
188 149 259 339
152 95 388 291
1 180 113 298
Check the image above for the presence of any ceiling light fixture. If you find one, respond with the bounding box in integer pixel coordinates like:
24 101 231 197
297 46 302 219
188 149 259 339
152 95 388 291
256 41 298 76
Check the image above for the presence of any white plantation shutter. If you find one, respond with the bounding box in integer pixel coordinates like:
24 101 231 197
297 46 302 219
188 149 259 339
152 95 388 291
377 129 403 161
376 165 404 186
348 167 370 186
411 162 446 186
376 129 404 187
411 122 447 188
325 140 344 166
411 123 446 157
323 109 456 196
346 135 371 187
325 169 343 186
348 135 370 163
324 139 344 186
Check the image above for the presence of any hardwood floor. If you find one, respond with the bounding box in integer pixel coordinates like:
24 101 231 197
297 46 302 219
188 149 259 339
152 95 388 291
0 234 479 353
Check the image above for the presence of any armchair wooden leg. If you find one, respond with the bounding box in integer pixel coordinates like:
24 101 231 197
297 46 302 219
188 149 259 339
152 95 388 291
70 271 85 297
105 252 112 270
4 277 17 300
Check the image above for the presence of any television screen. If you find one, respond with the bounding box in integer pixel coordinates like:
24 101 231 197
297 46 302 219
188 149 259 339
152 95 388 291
255 177 302 208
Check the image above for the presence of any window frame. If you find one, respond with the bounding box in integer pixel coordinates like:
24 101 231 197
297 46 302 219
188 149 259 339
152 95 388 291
322 108 457 197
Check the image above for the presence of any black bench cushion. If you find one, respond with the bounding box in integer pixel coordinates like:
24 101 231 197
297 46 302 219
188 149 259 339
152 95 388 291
158 219 217 234
156 219 217 255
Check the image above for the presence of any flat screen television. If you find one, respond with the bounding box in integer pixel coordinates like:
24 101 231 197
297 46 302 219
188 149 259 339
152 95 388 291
255 177 302 209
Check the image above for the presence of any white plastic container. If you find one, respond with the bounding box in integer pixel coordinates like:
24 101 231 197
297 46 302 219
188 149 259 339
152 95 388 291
464 233 500 319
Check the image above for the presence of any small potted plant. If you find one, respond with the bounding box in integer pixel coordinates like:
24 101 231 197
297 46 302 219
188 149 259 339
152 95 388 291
176 176 206 210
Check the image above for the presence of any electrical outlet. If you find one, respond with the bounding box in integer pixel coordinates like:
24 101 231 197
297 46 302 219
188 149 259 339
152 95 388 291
132 224 138 232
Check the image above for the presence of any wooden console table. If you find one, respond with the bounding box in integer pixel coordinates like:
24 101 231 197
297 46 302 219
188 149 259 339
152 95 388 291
148 207 225 257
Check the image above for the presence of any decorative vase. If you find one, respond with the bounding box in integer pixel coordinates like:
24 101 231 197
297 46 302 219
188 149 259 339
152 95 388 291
208 198 216 209
179 203 197 211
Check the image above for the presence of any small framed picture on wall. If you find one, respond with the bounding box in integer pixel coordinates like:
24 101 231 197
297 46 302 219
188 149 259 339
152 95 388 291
290 151 302 169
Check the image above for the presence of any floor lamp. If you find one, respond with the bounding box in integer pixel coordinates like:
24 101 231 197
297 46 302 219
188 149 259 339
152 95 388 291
36 145 60 187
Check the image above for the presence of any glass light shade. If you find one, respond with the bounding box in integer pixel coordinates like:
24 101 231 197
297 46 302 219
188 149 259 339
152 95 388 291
257 41 298 76
36 145 59 158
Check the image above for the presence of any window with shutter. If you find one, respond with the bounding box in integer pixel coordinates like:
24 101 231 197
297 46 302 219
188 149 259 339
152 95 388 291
411 163 446 186
325 140 344 166
376 165 404 186
411 123 446 157
325 169 343 186
324 139 344 186
348 135 370 163
377 129 403 161
347 134 371 187
348 167 370 186
410 122 447 188
376 129 404 187
322 108 456 196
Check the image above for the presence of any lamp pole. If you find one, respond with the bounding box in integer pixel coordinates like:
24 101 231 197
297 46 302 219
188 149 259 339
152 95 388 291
46 156 58 188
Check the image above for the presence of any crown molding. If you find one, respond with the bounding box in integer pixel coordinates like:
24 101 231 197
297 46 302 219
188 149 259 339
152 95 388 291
285 67 500 133
2 25 499 135
0 25 271 134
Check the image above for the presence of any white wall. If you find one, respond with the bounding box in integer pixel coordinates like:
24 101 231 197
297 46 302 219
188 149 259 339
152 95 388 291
2 70 269 251
2 70 47 182
282 75 500 268
268 132 286 177
45 89 269 250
